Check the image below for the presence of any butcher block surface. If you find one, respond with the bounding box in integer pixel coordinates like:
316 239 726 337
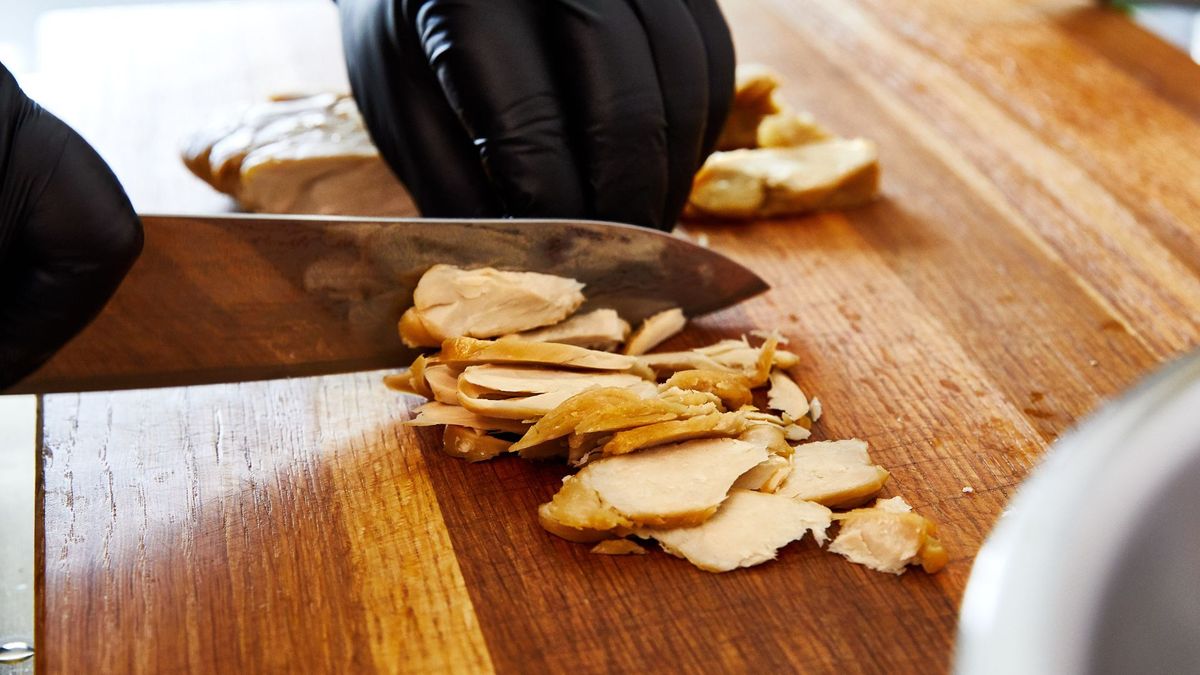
30 0 1200 673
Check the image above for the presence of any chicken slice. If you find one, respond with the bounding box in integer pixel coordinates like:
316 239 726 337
539 438 767 538
829 497 948 575
738 423 791 457
775 439 890 509
502 309 631 351
422 364 460 405
640 339 800 379
441 337 638 371
757 110 832 148
458 377 650 421
687 139 879 220
590 540 648 556
715 64 783 151
509 388 644 454
405 401 528 435
643 489 832 572
458 365 646 397
599 412 748 456
731 455 792 492
384 354 435 398
767 370 810 420
624 308 687 355
663 369 753 410
399 265 585 347
441 426 511 463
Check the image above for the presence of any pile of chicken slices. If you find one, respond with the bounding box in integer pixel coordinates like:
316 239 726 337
387 265 946 574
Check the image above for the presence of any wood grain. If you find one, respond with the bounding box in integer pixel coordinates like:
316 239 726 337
34 0 1200 673
40 373 492 674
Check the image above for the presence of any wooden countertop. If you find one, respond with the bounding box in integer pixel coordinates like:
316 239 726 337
30 0 1200 673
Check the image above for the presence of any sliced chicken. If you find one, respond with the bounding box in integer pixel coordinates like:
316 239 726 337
539 438 768 539
829 496 948 574
643 489 832 572
383 353 434 398
399 266 585 348
663 369 754 410
640 338 800 378
440 337 639 372
502 309 630 351
183 93 415 216
457 371 652 421
624 308 687 356
509 388 645 455
731 455 792 492
405 401 529 435
767 370 810 420
757 110 832 148
775 439 890 509
687 139 880 220
599 412 748 456
442 426 511 463
715 65 783 151
421 364 460 405
738 423 791 457
590 540 648 556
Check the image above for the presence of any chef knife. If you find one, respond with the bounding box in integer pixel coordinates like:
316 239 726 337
10 214 768 393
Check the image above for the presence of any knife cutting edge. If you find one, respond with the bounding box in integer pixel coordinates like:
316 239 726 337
10 214 768 394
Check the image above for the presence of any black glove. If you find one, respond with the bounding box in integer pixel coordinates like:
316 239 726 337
0 63 143 388
339 0 735 231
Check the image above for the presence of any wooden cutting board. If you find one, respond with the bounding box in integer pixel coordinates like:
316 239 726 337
29 0 1200 673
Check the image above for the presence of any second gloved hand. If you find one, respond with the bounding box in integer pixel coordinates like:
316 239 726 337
339 0 735 231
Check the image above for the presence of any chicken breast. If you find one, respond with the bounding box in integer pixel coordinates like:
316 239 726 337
687 139 880 220
183 93 415 216
775 439 890 509
732 454 792 492
405 401 529 435
829 496 948 575
440 337 638 372
538 438 768 540
624 308 687 355
400 266 586 348
502 309 630 351
644 489 832 572
767 370 810 420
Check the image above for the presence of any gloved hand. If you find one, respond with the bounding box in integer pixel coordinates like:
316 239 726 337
339 0 734 231
0 63 143 388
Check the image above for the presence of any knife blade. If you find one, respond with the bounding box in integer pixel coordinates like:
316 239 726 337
11 214 768 393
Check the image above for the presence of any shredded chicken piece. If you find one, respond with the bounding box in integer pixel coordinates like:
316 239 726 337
624 308 687 355
643 490 831 572
767 370 810 420
715 65 783 151
600 412 748 456
640 338 800 378
738 423 792 457
829 497 948 574
687 139 880 220
457 372 651 421
422 364 460 405
383 354 435 398
501 308 631 351
510 388 644 454
732 455 792 492
405 401 528 434
539 438 767 536
441 337 638 371
591 539 648 556
663 369 753 410
757 110 832 148
442 426 511 462
776 439 890 509
399 265 585 347
458 365 645 397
